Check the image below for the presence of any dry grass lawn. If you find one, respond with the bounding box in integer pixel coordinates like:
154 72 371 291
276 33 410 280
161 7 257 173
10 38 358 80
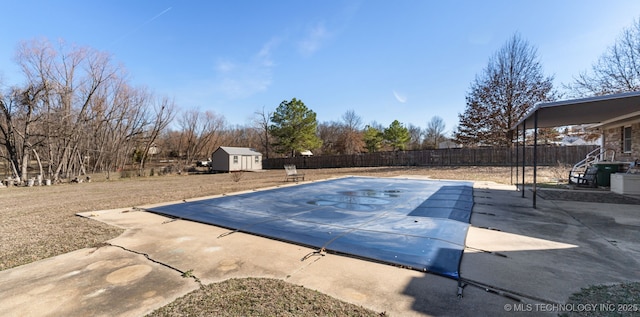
0 166 573 316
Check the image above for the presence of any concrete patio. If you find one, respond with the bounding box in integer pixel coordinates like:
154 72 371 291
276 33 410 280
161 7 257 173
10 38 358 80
0 176 638 316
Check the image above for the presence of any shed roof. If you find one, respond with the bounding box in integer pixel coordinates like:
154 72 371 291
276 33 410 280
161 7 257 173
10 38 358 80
216 146 262 156
512 91 640 130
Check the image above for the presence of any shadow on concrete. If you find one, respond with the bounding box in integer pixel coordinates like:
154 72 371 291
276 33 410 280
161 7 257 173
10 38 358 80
400 185 640 316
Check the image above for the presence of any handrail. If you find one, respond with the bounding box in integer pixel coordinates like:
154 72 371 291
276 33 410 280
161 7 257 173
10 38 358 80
572 147 601 171
571 147 616 170
568 147 617 184
586 147 602 158
599 148 615 162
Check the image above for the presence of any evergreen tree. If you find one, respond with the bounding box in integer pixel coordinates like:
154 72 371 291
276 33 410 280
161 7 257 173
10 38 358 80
383 120 410 151
363 125 383 153
269 98 322 157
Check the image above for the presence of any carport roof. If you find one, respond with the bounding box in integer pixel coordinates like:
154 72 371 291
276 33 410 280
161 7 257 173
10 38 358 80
512 90 640 130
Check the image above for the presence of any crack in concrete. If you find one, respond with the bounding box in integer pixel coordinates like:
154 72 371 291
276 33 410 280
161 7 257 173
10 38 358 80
104 242 203 286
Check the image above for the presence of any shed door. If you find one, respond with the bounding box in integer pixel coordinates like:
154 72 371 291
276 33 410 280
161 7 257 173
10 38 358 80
242 156 252 170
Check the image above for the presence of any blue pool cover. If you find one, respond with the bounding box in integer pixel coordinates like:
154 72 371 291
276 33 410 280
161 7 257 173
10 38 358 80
145 177 473 279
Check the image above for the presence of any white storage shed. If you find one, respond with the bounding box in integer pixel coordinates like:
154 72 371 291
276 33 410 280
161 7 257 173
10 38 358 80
210 146 263 172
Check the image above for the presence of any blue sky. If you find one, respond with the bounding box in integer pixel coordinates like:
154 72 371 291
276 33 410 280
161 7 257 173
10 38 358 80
1 1 640 135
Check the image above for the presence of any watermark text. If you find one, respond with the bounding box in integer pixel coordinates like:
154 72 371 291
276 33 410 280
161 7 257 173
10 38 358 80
503 303 638 313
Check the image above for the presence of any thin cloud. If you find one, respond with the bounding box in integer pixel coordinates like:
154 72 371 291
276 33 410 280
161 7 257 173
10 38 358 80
217 74 271 99
393 90 407 103
295 2 359 57
213 38 278 99
468 34 493 46
216 60 235 72
110 7 172 46
257 37 279 67
298 22 330 56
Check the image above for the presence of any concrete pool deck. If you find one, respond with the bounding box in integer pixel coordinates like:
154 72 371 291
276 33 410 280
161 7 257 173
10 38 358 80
0 176 638 316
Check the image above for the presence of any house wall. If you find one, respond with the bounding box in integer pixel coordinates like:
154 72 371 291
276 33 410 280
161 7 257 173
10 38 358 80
602 121 640 162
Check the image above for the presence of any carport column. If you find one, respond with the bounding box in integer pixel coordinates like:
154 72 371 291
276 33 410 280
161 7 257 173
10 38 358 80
510 140 513 185
533 110 538 209
514 129 518 187
521 120 526 198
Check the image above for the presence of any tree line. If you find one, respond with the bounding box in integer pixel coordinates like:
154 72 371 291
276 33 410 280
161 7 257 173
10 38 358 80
0 38 447 183
0 39 173 183
455 18 640 147
263 98 448 158
3 17 640 182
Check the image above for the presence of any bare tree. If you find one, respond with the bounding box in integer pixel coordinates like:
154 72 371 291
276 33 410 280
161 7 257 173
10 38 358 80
177 108 205 167
4 38 177 181
156 129 184 160
568 18 640 96
406 124 423 150
14 39 120 181
317 121 341 155
341 109 362 131
201 111 227 158
338 109 364 154
0 84 48 182
138 96 175 173
536 127 560 145
219 124 259 150
455 33 555 147
253 106 272 158
103 86 153 176
424 116 446 149
177 108 226 168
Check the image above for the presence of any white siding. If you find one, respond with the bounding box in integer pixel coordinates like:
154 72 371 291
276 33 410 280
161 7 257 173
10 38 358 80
210 147 263 172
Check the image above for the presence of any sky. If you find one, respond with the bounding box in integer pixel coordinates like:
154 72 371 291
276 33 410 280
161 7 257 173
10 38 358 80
1 1 640 136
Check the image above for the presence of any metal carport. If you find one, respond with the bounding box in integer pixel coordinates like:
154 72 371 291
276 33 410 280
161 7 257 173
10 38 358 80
511 91 640 208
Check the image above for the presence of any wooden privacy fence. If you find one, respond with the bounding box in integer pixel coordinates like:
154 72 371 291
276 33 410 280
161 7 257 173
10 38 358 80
262 145 598 169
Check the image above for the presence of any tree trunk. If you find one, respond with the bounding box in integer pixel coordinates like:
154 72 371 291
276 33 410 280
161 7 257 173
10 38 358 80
9 160 19 182
33 148 44 178
20 149 29 184
77 151 87 176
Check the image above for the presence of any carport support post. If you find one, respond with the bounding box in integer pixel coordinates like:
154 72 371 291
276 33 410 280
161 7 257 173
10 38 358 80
521 121 526 198
533 111 538 209
510 143 513 185
515 127 519 189
513 139 515 185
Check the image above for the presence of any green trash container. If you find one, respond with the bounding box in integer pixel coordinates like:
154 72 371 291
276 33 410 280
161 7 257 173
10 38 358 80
593 163 621 187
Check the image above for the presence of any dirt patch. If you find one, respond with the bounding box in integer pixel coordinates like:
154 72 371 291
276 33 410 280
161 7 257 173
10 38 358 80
147 278 384 317
561 282 640 317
